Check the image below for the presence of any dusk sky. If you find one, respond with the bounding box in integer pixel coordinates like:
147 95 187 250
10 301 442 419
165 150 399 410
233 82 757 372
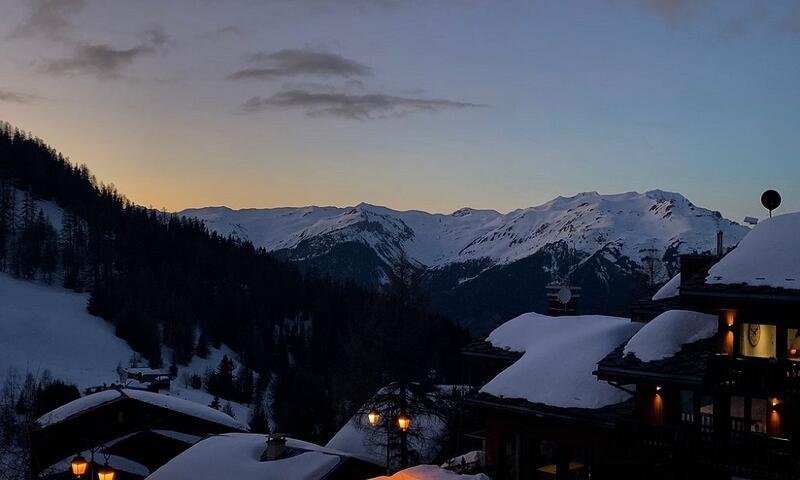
1 0 799 222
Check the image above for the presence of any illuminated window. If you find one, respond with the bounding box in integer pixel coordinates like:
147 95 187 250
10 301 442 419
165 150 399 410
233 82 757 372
739 323 776 359
788 328 800 361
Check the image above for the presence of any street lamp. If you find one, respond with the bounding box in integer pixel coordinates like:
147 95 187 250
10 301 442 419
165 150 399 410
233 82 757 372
70 450 115 480
70 455 88 476
397 415 411 432
367 410 381 427
97 462 116 480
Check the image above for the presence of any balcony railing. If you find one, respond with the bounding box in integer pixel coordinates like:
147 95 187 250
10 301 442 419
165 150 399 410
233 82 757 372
616 419 798 479
707 355 800 395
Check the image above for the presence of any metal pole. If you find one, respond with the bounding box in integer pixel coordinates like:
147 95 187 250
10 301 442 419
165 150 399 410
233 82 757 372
385 415 391 475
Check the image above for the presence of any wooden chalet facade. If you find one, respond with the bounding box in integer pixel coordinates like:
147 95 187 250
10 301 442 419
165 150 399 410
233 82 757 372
464 241 800 478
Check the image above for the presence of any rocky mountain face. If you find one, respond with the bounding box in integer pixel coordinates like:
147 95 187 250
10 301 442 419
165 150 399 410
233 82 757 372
181 191 748 334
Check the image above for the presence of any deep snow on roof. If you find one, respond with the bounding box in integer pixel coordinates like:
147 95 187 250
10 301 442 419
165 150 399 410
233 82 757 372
623 310 718 363
36 388 246 431
36 389 122 427
652 273 681 300
147 434 343 480
480 313 642 409
370 464 490 480
707 212 800 289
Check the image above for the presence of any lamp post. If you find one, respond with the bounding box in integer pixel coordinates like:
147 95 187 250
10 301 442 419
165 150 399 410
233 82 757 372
70 447 115 480
366 408 411 475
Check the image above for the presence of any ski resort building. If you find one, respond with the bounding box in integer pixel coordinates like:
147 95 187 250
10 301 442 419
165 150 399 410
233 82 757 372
463 212 800 479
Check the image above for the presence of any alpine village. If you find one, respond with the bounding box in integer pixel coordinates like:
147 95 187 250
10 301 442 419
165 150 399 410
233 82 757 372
2 2 800 480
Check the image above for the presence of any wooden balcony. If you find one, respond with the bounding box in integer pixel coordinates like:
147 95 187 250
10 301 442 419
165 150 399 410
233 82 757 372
615 419 799 479
707 355 800 396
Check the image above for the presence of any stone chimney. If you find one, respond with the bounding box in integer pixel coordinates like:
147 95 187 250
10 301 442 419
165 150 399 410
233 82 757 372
263 433 287 461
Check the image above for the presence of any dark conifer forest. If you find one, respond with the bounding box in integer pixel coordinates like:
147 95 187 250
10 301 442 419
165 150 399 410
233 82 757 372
0 121 469 443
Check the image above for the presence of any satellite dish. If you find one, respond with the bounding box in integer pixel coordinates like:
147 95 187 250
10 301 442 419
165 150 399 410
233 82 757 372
743 216 758 226
557 286 572 305
761 190 781 218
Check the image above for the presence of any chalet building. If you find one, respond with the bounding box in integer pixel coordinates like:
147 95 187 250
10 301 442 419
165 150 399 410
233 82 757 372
118 367 172 391
463 212 800 480
31 388 248 479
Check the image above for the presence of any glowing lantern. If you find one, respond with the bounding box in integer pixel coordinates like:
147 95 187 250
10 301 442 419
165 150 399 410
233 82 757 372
96 463 115 480
397 415 411 432
367 410 381 426
771 398 780 410
70 454 88 476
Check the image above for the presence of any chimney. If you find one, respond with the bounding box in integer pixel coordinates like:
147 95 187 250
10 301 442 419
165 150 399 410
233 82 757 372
716 231 724 258
264 433 287 461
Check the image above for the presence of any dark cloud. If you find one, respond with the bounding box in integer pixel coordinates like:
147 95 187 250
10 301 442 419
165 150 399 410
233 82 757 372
241 89 483 119
10 0 84 39
41 28 167 78
0 88 38 104
638 0 709 24
228 48 372 80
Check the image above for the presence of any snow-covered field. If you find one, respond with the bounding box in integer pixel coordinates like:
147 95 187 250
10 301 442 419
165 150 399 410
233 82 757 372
0 272 252 421
0 272 134 389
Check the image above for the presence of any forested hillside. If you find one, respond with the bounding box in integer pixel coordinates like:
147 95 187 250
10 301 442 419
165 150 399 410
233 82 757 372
0 121 468 443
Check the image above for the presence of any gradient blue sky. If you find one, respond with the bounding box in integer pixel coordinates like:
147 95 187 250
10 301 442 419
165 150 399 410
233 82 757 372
1 0 798 221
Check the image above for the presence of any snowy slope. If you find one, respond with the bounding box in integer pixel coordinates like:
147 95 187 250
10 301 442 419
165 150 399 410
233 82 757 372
0 272 254 422
0 272 135 389
181 190 747 277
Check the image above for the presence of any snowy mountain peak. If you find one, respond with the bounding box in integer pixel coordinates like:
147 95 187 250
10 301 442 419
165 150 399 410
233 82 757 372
180 191 747 278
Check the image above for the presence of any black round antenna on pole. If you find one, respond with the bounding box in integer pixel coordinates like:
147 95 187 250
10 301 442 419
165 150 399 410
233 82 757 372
761 190 781 218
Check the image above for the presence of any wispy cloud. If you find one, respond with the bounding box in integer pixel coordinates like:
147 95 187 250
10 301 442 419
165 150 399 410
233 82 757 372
9 0 84 39
0 88 38 104
241 89 483 119
41 28 167 78
228 48 372 80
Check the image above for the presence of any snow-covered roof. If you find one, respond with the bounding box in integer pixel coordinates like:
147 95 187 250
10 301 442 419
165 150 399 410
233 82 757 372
147 434 346 480
369 465 490 480
652 273 681 301
36 389 122 427
36 388 246 431
123 389 246 430
623 310 718 363
707 212 800 289
479 313 642 409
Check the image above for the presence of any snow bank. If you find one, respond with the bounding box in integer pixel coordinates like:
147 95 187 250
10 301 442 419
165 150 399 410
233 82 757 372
122 389 247 431
36 389 121 427
707 212 800 289
147 433 341 480
623 310 717 362
0 272 135 389
369 465 490 480
480 313 641 409
652 273 680 300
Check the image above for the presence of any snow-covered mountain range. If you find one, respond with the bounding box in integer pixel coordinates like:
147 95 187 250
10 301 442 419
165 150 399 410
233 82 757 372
181 190 748 333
